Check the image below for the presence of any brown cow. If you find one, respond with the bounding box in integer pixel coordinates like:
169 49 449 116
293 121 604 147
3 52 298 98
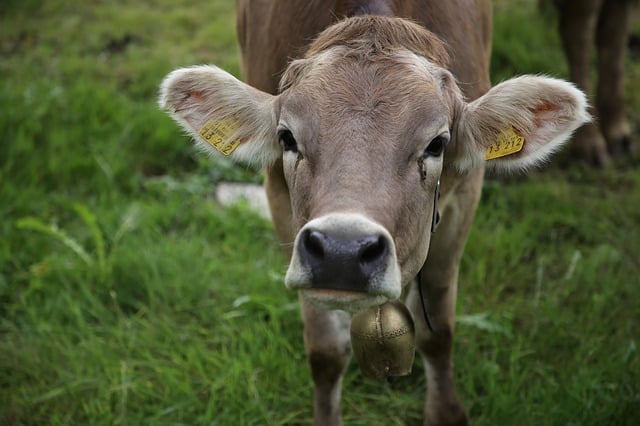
160 1 589 424
552 0 638 165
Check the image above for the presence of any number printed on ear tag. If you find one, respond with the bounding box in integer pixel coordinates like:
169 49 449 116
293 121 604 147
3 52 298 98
485 127 525 160
198 118 241 156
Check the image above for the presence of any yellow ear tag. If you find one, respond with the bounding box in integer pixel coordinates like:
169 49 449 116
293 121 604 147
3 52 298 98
198 118 241 156
485 127 525 160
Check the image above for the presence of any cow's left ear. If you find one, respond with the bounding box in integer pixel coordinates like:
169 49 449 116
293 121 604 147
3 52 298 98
159 65 281 166
451 76 590 172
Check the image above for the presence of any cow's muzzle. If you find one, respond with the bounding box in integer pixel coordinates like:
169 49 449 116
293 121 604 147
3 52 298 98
285 213 401 311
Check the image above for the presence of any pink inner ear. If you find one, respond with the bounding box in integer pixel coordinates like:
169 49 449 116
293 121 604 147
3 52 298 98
172 90 209 114
531 100 561 127
509 100 568 159
186 90 206 100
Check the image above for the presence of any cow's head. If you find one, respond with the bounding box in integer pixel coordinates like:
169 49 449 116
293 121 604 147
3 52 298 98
160 17 588 312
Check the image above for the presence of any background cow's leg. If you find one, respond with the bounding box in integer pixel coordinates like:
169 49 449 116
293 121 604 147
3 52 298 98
300 297 352 426
555 0 609 166
406 168 484 426
595 0 636 156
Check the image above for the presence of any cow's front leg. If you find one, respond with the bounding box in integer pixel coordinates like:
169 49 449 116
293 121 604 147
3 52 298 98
300 296 351 426
406 169 483 426
407 272 466 426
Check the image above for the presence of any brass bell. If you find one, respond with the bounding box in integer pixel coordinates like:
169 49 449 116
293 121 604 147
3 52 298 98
350 300 416 379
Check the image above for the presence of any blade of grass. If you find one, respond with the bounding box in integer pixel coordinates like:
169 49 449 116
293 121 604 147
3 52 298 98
15 217 93 266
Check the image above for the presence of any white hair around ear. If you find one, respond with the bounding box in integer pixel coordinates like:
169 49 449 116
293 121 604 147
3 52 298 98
159 65 281 166
453 75 590 172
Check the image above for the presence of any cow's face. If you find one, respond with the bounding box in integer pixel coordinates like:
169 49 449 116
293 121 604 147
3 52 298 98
277 49 456 310
159 20 588 312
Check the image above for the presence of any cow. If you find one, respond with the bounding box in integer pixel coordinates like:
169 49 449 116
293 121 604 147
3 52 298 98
551 0 638 165
159 1 589 424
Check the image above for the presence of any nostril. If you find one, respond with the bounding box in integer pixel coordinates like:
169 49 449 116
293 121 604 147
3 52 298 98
358 235 388 266
296 224 393 292
304 230 326 260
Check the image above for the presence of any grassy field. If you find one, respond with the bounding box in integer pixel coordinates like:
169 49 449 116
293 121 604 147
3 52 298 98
1 0 639 425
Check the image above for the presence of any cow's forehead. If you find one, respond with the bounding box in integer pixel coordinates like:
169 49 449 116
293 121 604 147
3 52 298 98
283 47 446 95
279 48 452 138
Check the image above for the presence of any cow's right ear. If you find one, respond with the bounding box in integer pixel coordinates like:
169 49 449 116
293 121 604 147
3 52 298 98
159 65 281 166
450 76 589 173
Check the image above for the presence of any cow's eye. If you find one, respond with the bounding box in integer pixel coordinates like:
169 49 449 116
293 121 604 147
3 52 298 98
278 129 298 153
423 133 449 158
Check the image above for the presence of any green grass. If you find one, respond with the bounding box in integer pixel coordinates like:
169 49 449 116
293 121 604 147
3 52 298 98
1 0 639 425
